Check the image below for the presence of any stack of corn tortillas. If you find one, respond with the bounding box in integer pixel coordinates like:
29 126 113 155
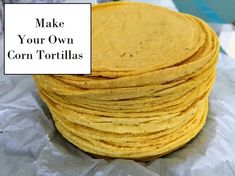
34 2 219 160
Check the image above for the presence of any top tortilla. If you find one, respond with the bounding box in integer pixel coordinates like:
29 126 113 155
92 2 204 75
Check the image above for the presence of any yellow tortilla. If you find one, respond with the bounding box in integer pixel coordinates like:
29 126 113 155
33 2 219 159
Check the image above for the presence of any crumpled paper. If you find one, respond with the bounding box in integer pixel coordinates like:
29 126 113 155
1 42 235 176
1 7 235 176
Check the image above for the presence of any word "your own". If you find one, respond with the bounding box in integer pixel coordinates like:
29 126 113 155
17 34 74 45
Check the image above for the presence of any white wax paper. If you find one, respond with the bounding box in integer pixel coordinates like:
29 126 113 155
1 39 235 176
